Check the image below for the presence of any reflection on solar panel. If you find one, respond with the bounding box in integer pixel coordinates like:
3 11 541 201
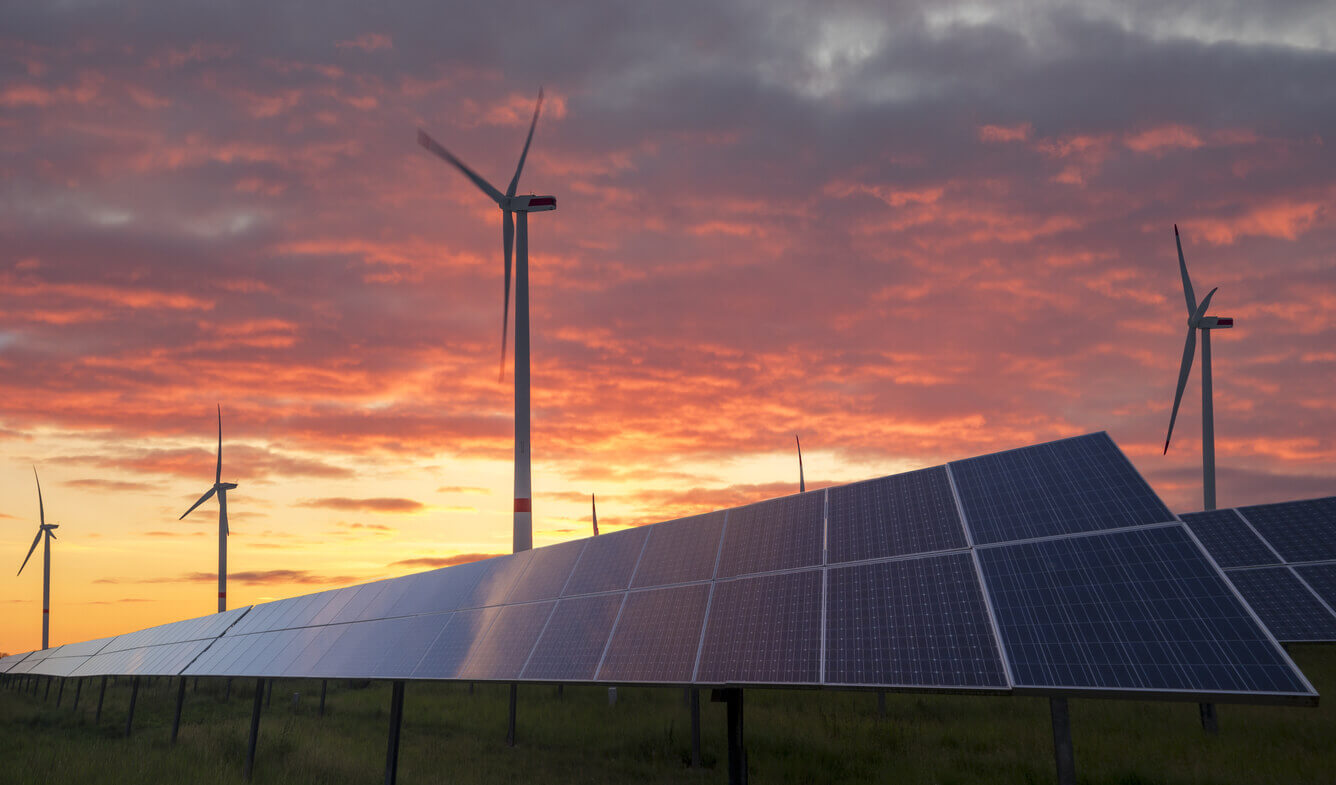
978 525 1310 695
1180 496 1336 644
827 467 966 563
1226 568 1336 642
563 525 648 596
825 553 1006 688
1238 497 1336 563
715 492 824 578
631 511 725 588
597 584 710 683
951 432 1172 545
697 570 822 684
522 594 624 680
1179 509 1280 568
6 432 1316 707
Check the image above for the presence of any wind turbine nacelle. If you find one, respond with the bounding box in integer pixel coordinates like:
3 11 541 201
1200 316 1234 329
505 195 557 213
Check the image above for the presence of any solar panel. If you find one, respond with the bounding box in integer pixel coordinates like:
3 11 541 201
1238 497 1336 564
715 492 824 579
597 584 710 683
1294 563 1336 609
1224 567 1336 642
9 648 55 674
1180 509 1281 568
384 558 492 618
696 570 822 684
827 467 966 563
522 593 625 681
309 615 451 678
951 432 1172 545
825 553 1007 688
977 525 1310 696
72 639 215 677
460 601 556 680
507 539 587 603
0 651 30 673
413 608 500 679
563 525 648 596
458 549 535 609
631 511 726 588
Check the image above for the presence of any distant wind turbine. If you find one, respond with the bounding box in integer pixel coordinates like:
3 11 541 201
1163 225 1234 511
18 467 58 649
591 494 599 537
180 405 238 612
418 89 555 555
796 435 805 493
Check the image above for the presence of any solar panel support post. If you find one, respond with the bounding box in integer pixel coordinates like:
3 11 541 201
506 683 518 747
1198 702 1218 734
1049 698 1076 785
56 677 65 707
125 676 140 738
319 679 328 717
72 678 82 711
96 676 107 723
225 677 232 702
690 688 702 768
172 676 187 744
712 688 747 785
44 675 51 699
385 681 406 785
265 678 273 709
244 678 264 781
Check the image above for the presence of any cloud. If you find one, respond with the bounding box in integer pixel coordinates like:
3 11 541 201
299 497 424 513
65 478 154 493
95 570 358 586
389 553 499 569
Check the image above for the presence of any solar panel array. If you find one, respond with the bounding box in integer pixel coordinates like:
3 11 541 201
4 433 1316 705
1181 497 1336 642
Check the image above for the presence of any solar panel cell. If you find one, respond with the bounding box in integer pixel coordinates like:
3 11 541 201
631 511 726 588
951 433 1172 545
1225 567 1336 642
507 539 587 603
413 607 500 679
1238 497 1336 563
460 601 556 679
563 526 649 596
827 467 966 563
597 584 710 683
715 493 824 579
1180 509 1281 568
696 570 822 684
977 525 1311 695
825 553 1007 688
522 594 624 681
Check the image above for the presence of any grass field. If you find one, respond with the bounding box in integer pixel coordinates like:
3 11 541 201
2 645 1332 784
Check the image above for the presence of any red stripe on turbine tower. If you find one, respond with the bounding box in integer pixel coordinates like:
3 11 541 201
514 498 532 513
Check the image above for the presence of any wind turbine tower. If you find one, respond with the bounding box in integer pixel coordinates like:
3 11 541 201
180 405 238 612
418 89 555 554
18 468 58 649
1163 225 1234 511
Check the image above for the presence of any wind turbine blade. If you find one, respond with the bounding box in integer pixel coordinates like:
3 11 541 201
1163 326 1197 454
215 404 223 485
1192 287 1218 324
505 88 544 198
591 493 599 537
1175 224 1197 316
499 210 514 382
46 529 56 541
179 487 217 520
33 466 44 526
417 129 505 204
796 435 805 494
17 529 41 576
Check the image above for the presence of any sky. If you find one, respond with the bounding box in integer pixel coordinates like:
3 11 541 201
1 0 1334 654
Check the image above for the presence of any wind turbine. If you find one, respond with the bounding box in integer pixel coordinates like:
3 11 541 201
18 467 58 649
1163 224 1234 511
591 494 599 537
180 405 237 612
417 89 555 554
796 435 806 493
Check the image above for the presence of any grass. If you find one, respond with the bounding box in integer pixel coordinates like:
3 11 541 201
1 645 1333 784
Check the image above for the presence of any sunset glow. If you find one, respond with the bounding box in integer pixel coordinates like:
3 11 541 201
2 2 1333 654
